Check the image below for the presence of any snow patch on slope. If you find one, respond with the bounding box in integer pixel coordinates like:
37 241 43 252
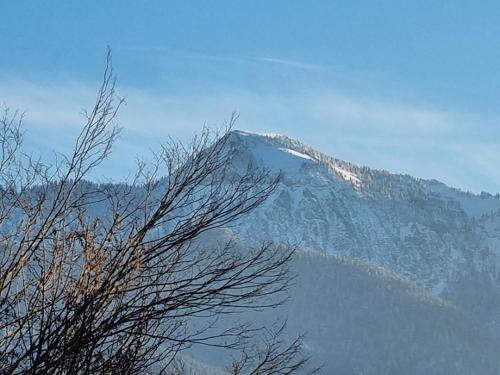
332 165 362 187
278 147 314 161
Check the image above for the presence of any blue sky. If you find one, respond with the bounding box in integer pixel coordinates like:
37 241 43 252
2 1 500 192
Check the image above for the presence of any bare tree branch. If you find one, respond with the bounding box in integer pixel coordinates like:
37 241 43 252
0 52 311 375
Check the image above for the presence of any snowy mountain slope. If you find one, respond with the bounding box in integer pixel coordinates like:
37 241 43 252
227 130 500 292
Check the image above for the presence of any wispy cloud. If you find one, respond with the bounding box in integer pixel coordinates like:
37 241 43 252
115 45 327 73
249 57 326 72
1 74 500 193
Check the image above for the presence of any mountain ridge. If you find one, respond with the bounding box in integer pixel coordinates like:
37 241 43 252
226 129 500 292
231 129 499 198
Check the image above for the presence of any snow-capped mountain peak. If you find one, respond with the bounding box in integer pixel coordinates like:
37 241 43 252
229 130 364 187
228 129 500 292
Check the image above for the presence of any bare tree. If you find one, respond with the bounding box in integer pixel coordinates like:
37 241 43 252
228 322 310 375
0 51 312 374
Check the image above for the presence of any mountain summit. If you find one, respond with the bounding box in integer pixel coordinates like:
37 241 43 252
228 130 500 293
